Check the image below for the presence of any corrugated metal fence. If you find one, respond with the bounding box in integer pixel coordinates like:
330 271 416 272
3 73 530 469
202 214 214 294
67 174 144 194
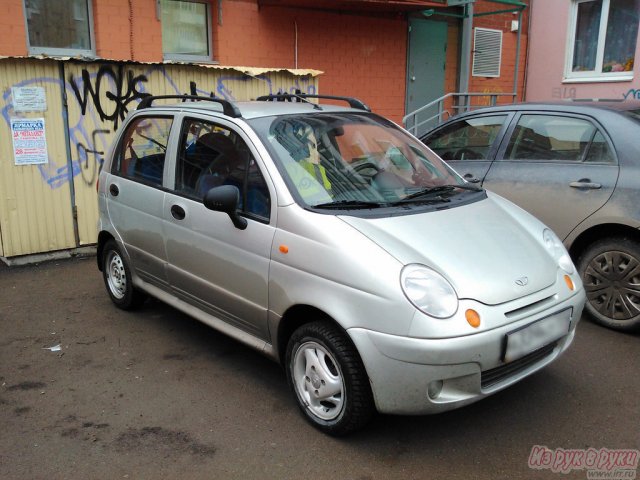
0 58 319 259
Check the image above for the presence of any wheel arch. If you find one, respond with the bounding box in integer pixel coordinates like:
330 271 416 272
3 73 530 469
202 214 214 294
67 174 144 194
96 231 116 271
276 305 351 365
568 223 640 262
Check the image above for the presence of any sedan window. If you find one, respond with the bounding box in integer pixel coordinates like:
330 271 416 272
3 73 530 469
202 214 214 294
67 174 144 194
424 115 507 161
504 114 612 162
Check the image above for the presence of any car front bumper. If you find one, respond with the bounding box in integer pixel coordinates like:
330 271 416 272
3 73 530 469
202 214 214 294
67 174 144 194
347 288 585 415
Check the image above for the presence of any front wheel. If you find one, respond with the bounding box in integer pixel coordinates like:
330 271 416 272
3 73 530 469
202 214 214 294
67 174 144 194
101 239 145 310
577 237 640 332
285 321 375 436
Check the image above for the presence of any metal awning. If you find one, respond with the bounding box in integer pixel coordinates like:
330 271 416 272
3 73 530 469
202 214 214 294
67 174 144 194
257 0 447 12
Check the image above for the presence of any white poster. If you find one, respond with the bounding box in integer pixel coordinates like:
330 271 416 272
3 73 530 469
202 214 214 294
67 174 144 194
11 87 47 112
11 118 49 165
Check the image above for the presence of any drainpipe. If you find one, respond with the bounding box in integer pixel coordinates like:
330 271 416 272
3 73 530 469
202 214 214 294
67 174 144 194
513 7 523 102
459 2 474 112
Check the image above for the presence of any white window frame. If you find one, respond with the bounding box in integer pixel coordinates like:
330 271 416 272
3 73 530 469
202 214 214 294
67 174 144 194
161 0 214 63
564 0 637 82
23 0 95 57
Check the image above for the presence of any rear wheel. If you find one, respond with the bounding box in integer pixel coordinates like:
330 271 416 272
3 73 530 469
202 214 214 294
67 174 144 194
285 321 375 436
101 239 145 310
577 237 640 332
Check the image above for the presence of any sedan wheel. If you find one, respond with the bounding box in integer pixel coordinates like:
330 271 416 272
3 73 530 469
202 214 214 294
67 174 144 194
578 237 640 332
286 321 374 435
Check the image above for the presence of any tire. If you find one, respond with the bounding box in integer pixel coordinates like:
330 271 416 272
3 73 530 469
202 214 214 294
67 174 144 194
101 239 146 310
285 321 375 436
577 237 640 332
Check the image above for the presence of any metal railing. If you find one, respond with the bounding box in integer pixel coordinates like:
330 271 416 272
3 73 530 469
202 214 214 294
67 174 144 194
403 92 517 137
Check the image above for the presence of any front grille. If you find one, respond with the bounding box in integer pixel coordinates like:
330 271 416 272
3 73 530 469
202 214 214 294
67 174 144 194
481 343 556 389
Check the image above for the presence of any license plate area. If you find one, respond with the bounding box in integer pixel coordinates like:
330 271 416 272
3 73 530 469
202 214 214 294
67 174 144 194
503 308 572 363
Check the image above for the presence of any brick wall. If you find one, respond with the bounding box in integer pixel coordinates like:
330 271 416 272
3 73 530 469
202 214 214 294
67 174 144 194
1 0 529 122
469 1 530 104
0 0 27 56
215 1 408 122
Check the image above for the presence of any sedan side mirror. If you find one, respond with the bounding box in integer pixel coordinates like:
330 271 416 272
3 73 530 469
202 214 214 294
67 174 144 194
203 185 248 230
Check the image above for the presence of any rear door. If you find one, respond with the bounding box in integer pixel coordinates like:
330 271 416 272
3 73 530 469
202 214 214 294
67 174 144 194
421 113 512 183
162 116 274 340
483 112 619 239
105 114 174 290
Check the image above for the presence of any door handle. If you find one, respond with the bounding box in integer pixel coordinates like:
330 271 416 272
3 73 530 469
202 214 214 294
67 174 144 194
569 180 601 190
171 205 186 220
109 184 119 196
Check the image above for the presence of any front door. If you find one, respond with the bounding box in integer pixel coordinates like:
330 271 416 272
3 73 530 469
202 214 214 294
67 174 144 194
406 18 448 137
162 116 274 341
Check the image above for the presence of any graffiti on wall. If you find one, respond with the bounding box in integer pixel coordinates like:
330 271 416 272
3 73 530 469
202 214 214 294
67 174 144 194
551 87 577 100
623 89 640 100
68 65 151 131
2 63 317 189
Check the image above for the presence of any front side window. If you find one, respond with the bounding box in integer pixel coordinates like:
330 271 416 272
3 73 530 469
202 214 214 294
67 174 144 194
114 117 173 187
424 115 507 161
176 119 270 220
24 0 94 56
504 114 614 163
161 0 212 62
248 113 475 210
567 0 639 80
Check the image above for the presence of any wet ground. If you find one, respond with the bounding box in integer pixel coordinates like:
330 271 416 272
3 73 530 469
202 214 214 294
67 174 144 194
1 257 638 479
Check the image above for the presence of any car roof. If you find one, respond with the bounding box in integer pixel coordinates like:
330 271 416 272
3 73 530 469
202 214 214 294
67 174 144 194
449 101 640 117
135 95 369 120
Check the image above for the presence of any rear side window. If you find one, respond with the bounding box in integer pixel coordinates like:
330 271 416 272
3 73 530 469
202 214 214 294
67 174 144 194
424 115 507 161
113 116 173 186
504 114 614 163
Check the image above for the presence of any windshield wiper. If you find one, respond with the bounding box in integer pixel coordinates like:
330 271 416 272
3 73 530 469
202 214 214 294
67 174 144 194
393 184 482 204
313 200 385 209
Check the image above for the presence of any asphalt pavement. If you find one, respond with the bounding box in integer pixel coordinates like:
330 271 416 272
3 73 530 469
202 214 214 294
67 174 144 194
1 257 638 480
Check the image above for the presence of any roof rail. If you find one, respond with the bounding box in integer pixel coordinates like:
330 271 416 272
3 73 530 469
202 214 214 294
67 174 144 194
256 94 371 112
136 95 242 118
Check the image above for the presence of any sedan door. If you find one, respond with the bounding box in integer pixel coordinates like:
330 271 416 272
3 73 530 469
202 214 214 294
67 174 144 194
421 113 512 183
483 112 619 240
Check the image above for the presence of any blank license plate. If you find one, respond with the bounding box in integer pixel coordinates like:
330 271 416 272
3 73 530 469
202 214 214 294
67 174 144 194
504 309 572 363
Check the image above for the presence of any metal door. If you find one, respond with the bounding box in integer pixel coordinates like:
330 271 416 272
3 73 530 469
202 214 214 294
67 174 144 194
406 19 447 137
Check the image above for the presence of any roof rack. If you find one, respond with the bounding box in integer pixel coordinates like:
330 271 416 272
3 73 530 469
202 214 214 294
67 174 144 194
136 95 242 118
256 94 371 112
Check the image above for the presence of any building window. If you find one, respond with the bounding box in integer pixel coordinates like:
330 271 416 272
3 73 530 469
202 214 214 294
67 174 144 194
161 0 213 62
24 0 94 56
566 0 639 81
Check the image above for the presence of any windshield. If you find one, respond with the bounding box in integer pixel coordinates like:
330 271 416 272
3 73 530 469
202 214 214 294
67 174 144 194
248 113 473 208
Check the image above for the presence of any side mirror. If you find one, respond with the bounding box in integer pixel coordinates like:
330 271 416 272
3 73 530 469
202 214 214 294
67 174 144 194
203 185 248 230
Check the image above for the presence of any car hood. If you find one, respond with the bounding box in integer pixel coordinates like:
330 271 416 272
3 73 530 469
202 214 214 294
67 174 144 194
339 196 557 306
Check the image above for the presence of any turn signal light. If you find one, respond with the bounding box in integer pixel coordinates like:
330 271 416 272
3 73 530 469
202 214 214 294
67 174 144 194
279 245 289 254
564 275 575 291
465 309 481 328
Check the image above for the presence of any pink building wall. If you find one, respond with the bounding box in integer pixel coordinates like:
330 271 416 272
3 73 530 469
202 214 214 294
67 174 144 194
525 0 640 102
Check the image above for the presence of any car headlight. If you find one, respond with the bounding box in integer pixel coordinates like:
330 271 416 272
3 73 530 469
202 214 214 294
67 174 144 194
400 264 458 318
543 229 574 274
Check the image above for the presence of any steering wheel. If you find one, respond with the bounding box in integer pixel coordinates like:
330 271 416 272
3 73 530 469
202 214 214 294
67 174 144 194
454 148 478 160
353 162 381 174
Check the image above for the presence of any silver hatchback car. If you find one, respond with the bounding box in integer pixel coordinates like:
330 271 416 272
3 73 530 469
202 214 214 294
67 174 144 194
97 94 585 435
